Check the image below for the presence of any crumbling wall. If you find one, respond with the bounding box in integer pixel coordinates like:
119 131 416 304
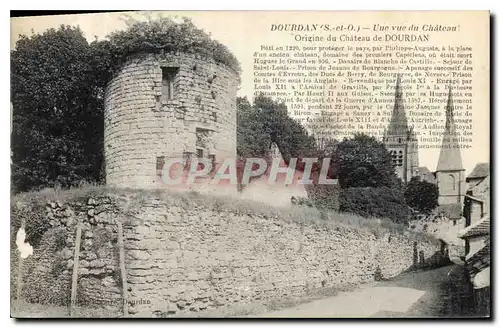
11 190 443 317
12 197 123 311
104 52 238 189
123 200 441 316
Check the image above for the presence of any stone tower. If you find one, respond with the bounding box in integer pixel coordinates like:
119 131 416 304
383 74 419 184
104 52 239 188
435 86 465 205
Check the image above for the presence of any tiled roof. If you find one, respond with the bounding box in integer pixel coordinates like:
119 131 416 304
466 243 490 268
467 163 489 181
458 216 490 239
437 203 463 220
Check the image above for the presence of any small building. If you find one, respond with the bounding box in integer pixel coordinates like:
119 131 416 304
458 216 490 316
466 163 490 188
413 166 436 184
458 162 490 317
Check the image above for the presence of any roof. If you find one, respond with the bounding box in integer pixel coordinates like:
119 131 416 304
386 74 409 136
414 166 436 183
458 215 490 239
464 194 484 204
437 203 463 220
415 166 432 175
467 163 489 181
436 87 464 171
466 242 490 267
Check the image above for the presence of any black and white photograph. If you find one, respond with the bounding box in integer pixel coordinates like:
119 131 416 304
9 10 491 319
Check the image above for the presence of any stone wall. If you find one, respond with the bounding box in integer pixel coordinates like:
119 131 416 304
104 52 239 189
12 198 123 311
12 190 443 317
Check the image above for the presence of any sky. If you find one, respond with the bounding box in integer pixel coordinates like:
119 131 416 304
11 11 490 176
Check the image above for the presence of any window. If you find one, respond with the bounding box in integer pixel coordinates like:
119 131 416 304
397 150 403 167
156 156 165 177
196 149 205 171
449 174 456 191
390 150 404 167
161 67 179 101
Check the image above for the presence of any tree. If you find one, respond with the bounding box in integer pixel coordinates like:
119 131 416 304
236 94 321 192
11 25 104 192
340 187 411 223
404 177 439 214
236 94 316 163
336 133 401 189
236 96 270 159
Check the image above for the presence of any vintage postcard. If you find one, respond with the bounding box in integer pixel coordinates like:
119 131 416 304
10 10 490 318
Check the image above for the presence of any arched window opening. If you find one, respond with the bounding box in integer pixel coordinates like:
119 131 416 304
449 174 456 191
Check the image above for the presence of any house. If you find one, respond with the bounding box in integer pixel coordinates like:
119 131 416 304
413 166 436 184
466 163 489 188
458 216 490 316
458 162 490 316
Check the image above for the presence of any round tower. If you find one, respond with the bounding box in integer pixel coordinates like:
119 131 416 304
104 52 239 188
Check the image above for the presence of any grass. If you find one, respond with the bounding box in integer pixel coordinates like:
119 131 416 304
11 182 439 245
11 183 442 318
11 299 122 318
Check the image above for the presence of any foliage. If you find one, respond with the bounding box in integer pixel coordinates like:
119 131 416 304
304 176 341 211
336 133 401 189
91 16 241 86
11 194 52 248
11 17 240 193
404 177 439 214
11 25 104 193
339 187 411 224
236 94 317 163
236 96 270 159
11 185 438 245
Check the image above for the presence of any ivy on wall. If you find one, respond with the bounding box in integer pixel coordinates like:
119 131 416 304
92 17 242 87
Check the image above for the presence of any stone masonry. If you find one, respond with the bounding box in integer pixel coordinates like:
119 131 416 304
11 190 443 317
104 52 239 189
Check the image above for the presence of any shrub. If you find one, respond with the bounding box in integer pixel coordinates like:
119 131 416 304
404 177 439 214
92 16 241 86
339 186 411 223
336 133 401 189
305 183 341 211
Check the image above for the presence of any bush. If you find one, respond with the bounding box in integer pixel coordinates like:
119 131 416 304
305 183 341 211
336 134 401 189
11 25 104 193
11 199 52 248
404 177 439 214
339 187 411 223
92 16 241 86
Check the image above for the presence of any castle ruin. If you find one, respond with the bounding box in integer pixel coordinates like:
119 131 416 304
104 52 239 189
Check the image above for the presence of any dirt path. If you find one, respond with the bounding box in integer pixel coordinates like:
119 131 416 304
256 265 476 318
12 265 476 318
